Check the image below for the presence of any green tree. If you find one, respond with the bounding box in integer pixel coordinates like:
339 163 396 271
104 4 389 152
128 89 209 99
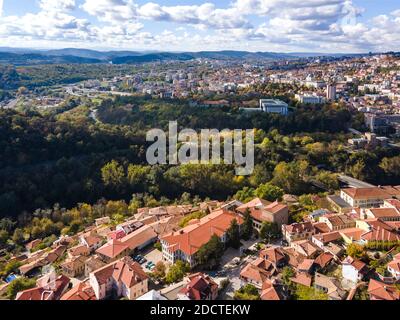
165 260 190 284
347 243 367 260
259 222 280 242
234 284 260 300
227 219 241 249
7 277 36 300
101 160 125 187
196 234 225 269
0 229 9 246
254 183 284 202
380 156 400 177
282 266 295 286
12 228 25 245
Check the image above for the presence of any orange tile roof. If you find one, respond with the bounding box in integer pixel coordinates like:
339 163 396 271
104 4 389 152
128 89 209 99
368 279 400 300
61 281 97 301
96 239 129 259
161 209 243 256
290 272 312 287
368 208 400 219
361 227 400 242
342 187 394 200
240 261 271 284
92 257 148 288
260 281 282 300
259 247 286 265
121 225 157 251
314 252 334 269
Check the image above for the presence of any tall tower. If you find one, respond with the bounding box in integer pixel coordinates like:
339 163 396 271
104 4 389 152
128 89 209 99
326 84 337 101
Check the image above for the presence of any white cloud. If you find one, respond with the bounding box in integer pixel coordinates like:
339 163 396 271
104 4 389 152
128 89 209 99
39 0 76 13
0 0 400 52
0 0 3 17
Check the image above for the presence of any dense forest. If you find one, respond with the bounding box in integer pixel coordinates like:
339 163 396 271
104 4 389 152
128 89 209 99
1 97 400 223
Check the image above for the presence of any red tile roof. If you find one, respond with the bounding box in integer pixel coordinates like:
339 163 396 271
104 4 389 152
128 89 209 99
96 239 129 259
61 281 97 301
368 279 400 300
161 209 243 256
92 257 148 288
179 273 218 300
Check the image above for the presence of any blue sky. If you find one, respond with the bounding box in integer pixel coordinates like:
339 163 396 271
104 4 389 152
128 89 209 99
1 0 400 52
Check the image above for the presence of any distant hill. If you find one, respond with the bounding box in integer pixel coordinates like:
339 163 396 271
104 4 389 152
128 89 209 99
0 47 369 65
0 52 102 65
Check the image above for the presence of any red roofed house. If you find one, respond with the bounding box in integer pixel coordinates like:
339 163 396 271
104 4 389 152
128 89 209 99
16 274 70 301
61 280 97 301
282 221 315 245
177 273 218 300
342 256 368 284
161 209 243 268
237 198 289 231
89 256 149 300
340 186 400 208
96 239 130 263
240 259 276 289
79 232 103 252
368 279 400 300
259 247 287 268
260 279 287 300
387 254 400 281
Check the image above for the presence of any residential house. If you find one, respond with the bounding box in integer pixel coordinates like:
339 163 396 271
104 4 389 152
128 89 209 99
61 256 88 278
342 256 368 283
89 257 149 300
291 240 320 258
68 244 90 258
237 198 289 230
117 220 144 235
85 255 107 277
368 279 400 300
161 209 243 268
387 253 400 281
96 239 130 263
319 214 356 231
362 207 400 222
282 222 315 245
290 272 313 288
259 247 287 268
240 259 277 288
121 225 158 254
314 273 346 300
80 233 103 252
314 252 335 272
25 239 41 252
260 279 287 300
16 274 70 301
177 273 219 300
61 281 97 301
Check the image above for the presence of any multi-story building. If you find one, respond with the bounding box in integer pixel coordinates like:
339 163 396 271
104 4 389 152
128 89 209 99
340 186 400 208
161 209 243 268
89 257 148 300
237 198 289 231
259 99 289 115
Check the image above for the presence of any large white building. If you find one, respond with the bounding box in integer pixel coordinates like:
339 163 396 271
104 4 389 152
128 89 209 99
295 94 325 104
259 99 289 115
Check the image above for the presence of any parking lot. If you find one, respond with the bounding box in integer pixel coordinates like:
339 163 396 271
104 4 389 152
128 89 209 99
134 248 164 272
